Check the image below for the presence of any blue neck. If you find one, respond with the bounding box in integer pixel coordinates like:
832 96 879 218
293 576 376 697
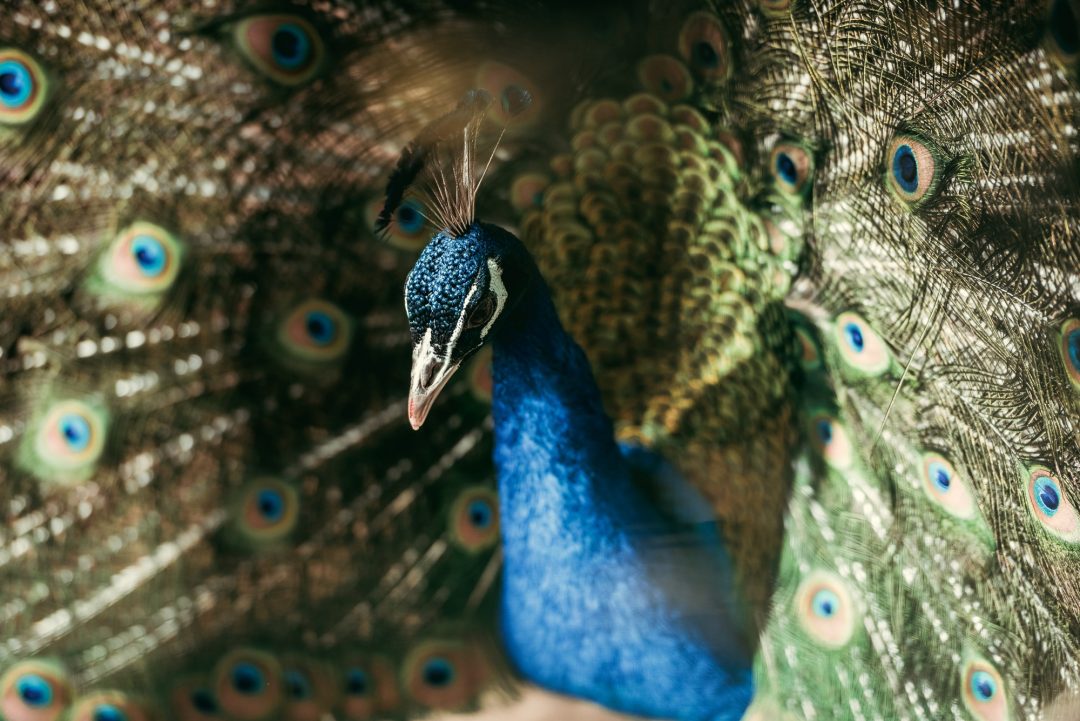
490 268 752 721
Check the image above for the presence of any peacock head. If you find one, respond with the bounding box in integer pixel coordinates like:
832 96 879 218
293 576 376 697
405 222 529 430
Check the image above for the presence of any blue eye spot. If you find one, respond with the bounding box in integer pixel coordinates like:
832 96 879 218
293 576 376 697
929 461 951 491
257 489 285 522
0 59 32 107
396 202 425 233
1034 476 1061 516
304 311 336 346
345 668 368 695
271 24 311 70
775 152 797 186
815 419 833 445
285 670 311 699
231 662 266 695
191 688 218 712
15 673 53 707
60 413 92 451
1068 328 1080 371
843 322 865 353
970 670 996 702
93 704 129 721
422 658 454 688
892 144 918 194
468 499 493 529
811 589 839 618
132 235 167 277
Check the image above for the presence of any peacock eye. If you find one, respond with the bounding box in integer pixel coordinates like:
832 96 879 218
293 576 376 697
833 312 890 376
809 412 854 470
920 453 977 519
794 571 857 648
339 655 400 719
97 222 184 298
23 399 109 483
449 486 500 553
0 48 49 126
235 478 300 546
402 640 487 712
636 54 694 103
1026 466 1080 542
677 11 731 81
68 691 151 721
1059 318 1080 389
475 61 542 128
169 676 220 721
961 658 1008 721
0 660 72 721
213 649 283 721
465 295 496 331
770 141 814 196
231 14 325 87
283 670 311 700
276 299 353 364
366 196 430 251
509 172 551 212
885 134 940 206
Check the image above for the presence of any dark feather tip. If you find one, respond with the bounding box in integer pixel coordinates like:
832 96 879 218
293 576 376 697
501 85 533 118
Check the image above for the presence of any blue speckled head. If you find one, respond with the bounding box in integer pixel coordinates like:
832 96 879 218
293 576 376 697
405 222 529 428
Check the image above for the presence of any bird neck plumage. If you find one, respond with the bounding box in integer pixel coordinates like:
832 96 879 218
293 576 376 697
490 268 631 511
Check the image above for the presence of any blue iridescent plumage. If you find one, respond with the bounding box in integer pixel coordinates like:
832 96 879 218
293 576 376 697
405 223 753 720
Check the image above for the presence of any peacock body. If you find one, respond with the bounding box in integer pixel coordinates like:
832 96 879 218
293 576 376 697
0 0 1077 720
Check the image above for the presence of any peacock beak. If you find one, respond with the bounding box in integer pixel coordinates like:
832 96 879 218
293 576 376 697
408 336 460 430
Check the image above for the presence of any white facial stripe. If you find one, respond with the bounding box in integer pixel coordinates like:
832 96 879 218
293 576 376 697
481 258 508 340
404 271 412 316
444 277 480 369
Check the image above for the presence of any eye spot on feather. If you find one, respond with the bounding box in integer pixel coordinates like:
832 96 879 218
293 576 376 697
475 62 542 128
403 640 488 711
281 657 335 721
770 142 813 196
23 399 108 483
920 454 977 519
1059 318 1080 389
886 135 939 206
1026 467 1080 542
214 649 283 721
636 55 694 104
509 173 551 212
449 486 500 552
961 658 1008 721
0 660 72 721
0 48 49 126
366 196 430 251
833 312 889 375
169 676 221 721
794 572 857 648
809 413 853 469
97 222 184 298
677 12 730 81
339 656 399 720
235 478 300 546
232 14 325 87
68 692 151 721
275 299 353 365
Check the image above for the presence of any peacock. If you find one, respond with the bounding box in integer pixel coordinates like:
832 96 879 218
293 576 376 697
0 0 1078 720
